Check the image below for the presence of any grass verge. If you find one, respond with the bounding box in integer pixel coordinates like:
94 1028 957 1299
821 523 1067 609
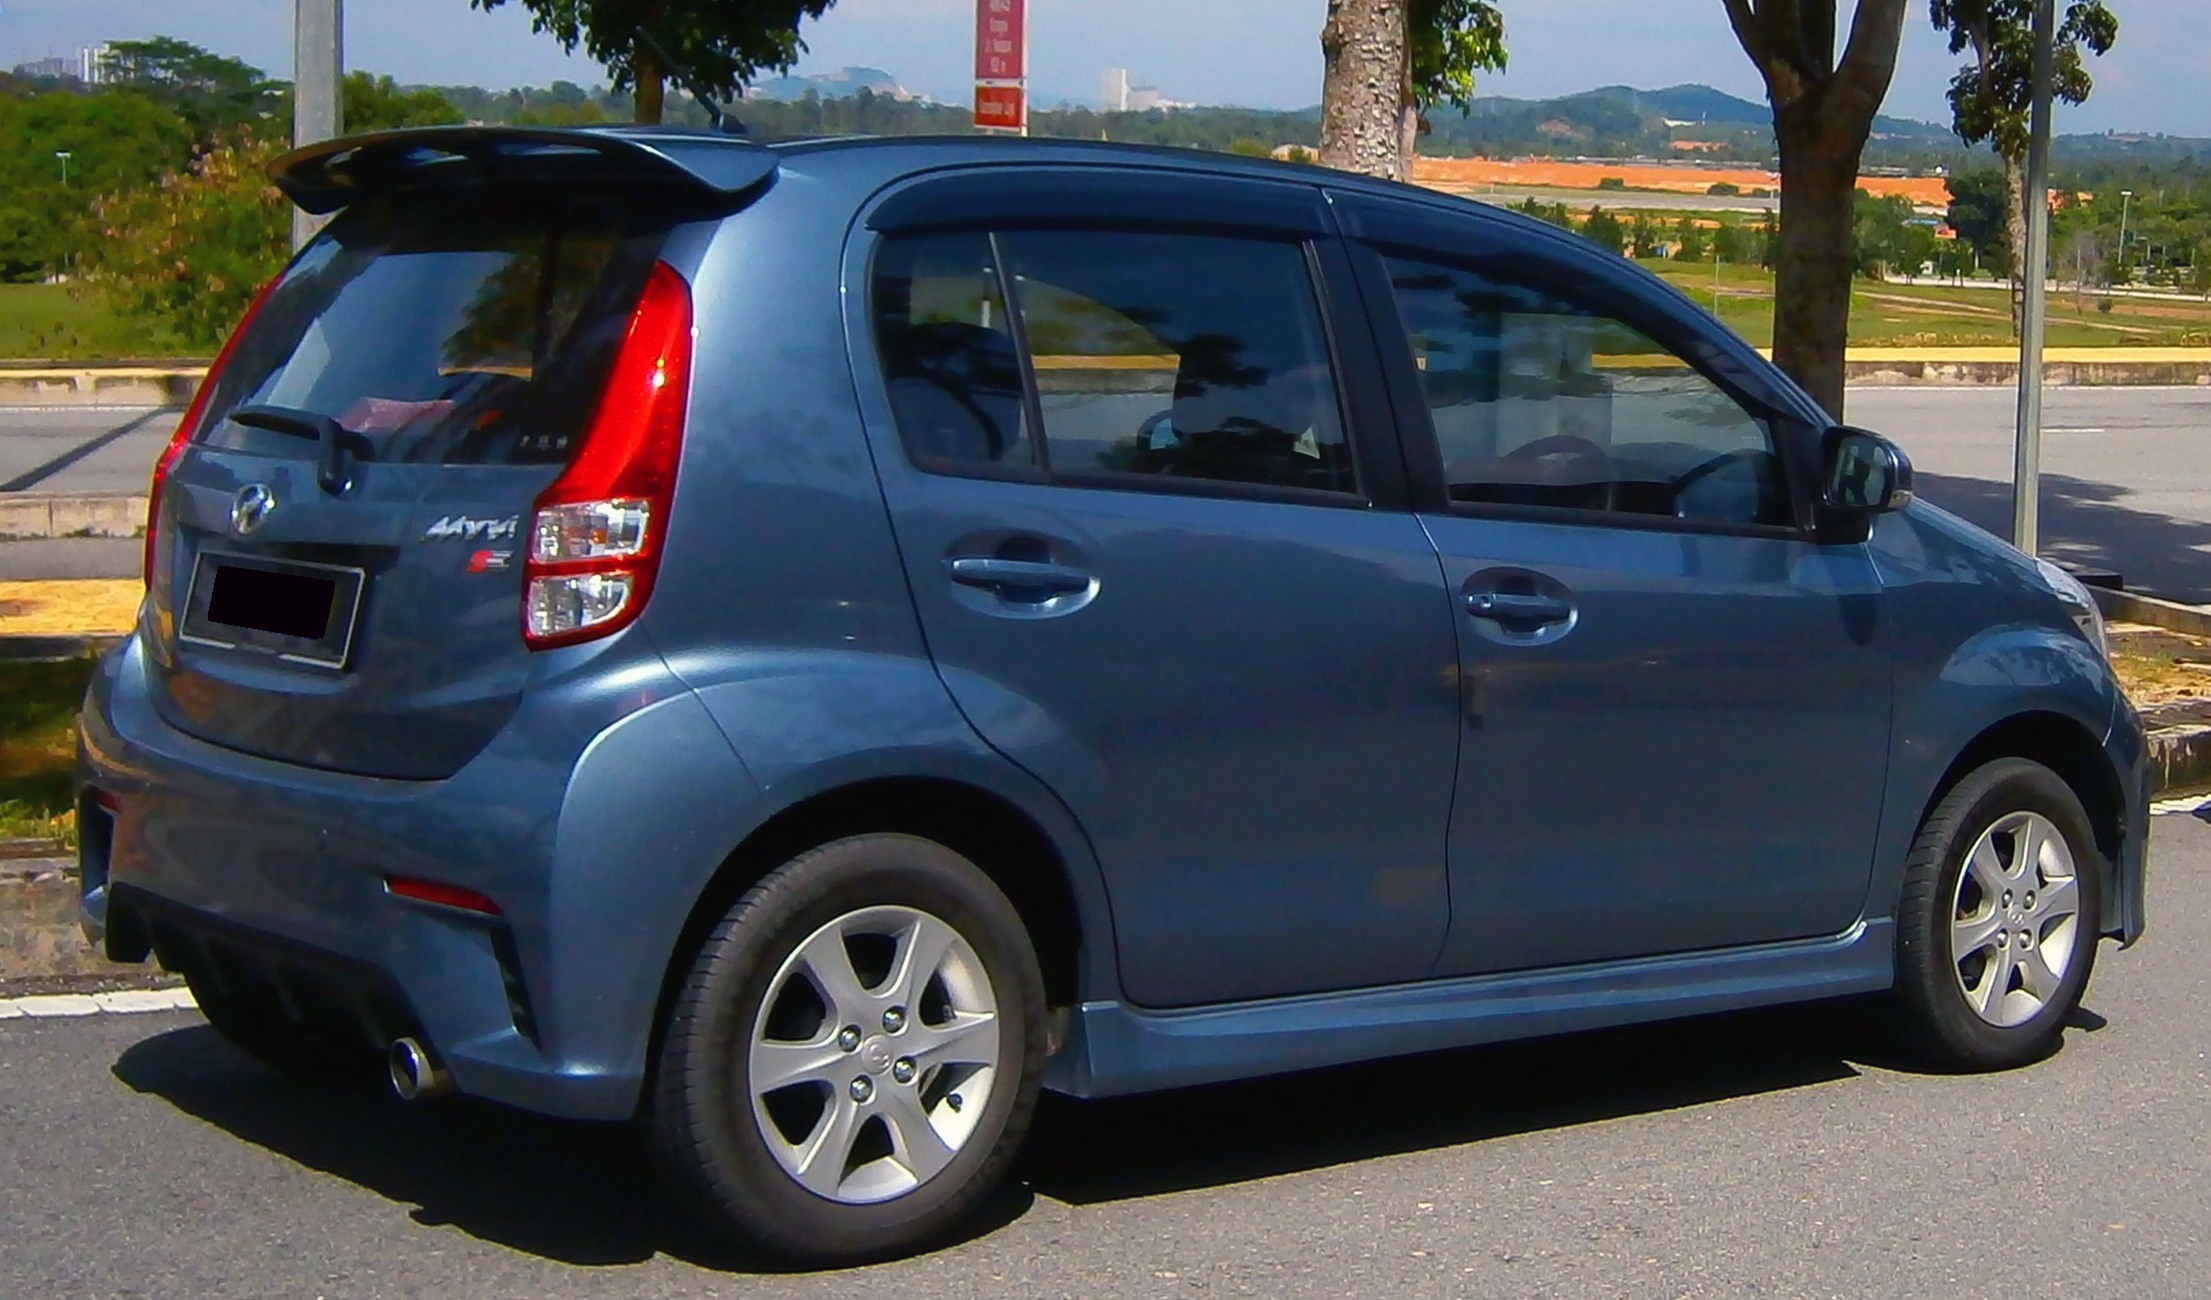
0 658 93 845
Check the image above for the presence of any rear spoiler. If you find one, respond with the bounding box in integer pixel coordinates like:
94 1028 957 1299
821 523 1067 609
270 125 780 215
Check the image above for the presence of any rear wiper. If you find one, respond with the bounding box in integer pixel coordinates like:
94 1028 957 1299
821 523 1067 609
227 405 370 497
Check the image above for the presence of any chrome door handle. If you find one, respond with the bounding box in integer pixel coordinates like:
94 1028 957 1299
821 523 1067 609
1466 591 1574 624
947 557 1094 596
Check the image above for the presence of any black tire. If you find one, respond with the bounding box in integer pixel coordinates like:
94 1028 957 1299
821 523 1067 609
647 834 1047 1266
1892 758 2103 1070
185 974 375 1081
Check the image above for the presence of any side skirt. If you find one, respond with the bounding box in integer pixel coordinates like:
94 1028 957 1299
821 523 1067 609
1046 919 1894 1098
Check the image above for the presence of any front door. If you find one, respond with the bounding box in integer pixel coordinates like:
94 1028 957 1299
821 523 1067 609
1359 237 1893 974
852 177 1462 1007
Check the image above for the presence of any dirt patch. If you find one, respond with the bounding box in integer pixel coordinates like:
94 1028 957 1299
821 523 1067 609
0 580 140 637
2109 624 2211 712
1410 156 1950 206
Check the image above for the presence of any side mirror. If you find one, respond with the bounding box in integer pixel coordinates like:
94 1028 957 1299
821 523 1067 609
1822 427 1913 514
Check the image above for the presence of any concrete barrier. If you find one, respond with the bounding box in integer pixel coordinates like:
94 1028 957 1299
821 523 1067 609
0 366 205 407
0 493 149 540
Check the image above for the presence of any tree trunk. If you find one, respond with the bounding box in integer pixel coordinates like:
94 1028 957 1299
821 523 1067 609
633 45 666 124
1319 0 1409 181
2001 151 2028 336
1771 112 1859 423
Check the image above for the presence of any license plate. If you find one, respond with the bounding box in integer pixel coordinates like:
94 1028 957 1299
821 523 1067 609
180 554 366 669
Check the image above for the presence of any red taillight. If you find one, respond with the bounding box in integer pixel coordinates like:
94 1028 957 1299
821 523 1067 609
522 261 694 649
385 875 503 916
145 277 282 587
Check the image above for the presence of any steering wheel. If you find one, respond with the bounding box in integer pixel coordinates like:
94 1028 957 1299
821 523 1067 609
1670 448 1775 523
1494 434 1617 513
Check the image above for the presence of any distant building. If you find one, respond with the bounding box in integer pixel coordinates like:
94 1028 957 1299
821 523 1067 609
1101 67 1129 113
11 55 77 80
81 44 118 84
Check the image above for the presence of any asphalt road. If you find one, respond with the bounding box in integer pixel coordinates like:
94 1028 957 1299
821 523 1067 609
3 389 2208 596
4 810 2210 1299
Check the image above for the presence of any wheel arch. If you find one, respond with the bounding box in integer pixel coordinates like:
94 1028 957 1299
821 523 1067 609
1920 710 2123 909
641 774 1094 1110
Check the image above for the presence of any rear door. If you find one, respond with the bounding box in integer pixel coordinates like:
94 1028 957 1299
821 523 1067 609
853 169 1462 1008
147 188 674 778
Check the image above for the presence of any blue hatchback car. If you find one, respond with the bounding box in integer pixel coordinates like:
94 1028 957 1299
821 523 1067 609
78 125 2147 1263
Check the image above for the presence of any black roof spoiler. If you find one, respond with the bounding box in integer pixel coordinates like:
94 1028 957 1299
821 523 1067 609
270 125 780 215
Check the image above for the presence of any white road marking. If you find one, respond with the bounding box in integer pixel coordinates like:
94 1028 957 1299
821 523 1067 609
0 988 197 1019
2151 793 2211 817
2045 427 2109 434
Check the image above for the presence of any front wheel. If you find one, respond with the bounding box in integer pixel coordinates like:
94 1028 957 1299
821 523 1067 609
1891 758 2103 1070
647 834 1047 1265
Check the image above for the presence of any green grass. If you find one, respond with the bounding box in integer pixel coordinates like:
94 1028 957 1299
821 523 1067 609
0 283 182 361
0 658 96 845
1636 259 2211 349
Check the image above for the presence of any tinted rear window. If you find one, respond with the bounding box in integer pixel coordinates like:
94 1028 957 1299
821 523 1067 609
195 192 670 466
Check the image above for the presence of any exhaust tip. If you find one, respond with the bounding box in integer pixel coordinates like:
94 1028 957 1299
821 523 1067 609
388 1036 453 1101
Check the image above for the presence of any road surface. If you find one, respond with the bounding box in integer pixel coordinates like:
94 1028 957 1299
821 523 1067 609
5 808 2209 1298
3 389 2208 596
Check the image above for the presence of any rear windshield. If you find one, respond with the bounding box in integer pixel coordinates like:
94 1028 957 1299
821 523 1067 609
194 191 670 466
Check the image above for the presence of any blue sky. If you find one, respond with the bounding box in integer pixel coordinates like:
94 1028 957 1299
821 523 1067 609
2 0 2204 135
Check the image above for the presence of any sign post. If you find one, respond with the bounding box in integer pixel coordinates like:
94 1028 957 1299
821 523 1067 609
973 0 1027 134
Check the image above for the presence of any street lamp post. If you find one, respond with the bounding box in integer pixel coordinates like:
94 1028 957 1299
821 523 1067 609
2118 189 2134 285
54 150 71 186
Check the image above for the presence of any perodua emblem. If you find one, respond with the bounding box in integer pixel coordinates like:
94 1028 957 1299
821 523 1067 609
231 484 277 536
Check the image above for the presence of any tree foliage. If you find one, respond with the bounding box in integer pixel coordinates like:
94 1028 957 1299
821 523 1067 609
82 132 290 350
343 73 465 132
1931 0 2117 161
102 36 282 142
470 0 836 123
1409 0 1509 113
0 89 195 281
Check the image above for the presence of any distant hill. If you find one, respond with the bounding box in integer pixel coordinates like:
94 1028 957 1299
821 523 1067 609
1579 83 1766 125
741 66 919 103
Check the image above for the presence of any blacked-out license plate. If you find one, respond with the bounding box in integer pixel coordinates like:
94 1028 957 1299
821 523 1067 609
180 554 365 669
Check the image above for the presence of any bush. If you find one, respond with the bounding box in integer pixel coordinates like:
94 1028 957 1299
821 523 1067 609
1282 145 1316 165
81 131 289 351
1597 176 1627 191
2095 297 2115 314
1707 182 1741 197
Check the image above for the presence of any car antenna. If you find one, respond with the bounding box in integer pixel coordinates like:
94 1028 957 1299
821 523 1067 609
633 27 747 135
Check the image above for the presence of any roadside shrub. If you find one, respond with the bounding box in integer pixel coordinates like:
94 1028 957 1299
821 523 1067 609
2096 297 2115 314
80 131 289 351
1707 181 1741 197
1597 176 1627 191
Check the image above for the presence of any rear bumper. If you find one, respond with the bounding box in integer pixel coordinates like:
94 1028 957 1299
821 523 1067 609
77 633 762 1121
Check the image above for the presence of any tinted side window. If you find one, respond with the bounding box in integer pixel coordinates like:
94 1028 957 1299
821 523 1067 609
1383 254 1789 526
871 233 1035 472
1001 231 1355 495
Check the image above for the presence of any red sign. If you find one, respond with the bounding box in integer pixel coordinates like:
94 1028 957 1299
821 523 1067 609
974 0 1026 82
973 84 1027 131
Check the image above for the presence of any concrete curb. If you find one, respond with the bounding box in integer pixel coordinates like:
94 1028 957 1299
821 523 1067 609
0 366 205 408
0 492 148 540
2094 587 2211 639
2146 722 2211 797
0 988 198 1019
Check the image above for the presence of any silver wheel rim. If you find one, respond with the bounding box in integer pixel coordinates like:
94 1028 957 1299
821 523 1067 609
1950 810 2081 1028
747 905 1001 1204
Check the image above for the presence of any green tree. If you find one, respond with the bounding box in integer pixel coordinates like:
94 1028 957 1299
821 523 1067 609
82 131 290 349
1629 213 1660 259
1723 0 1912 419
1227 138 1274 158
471 0 838 124
1944 169 2011 274
343 73 465 131
1931 0 2118 328
1319 0 1506 181
1671 217 1709 262
1853 192 1919 276
102 36 281 142
0 90 196 281
1583 206 1626 255
1714 220 1750 264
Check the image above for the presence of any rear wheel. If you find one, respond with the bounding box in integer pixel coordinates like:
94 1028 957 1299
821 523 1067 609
648 834 1046 1265
1892 758 2103 1070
